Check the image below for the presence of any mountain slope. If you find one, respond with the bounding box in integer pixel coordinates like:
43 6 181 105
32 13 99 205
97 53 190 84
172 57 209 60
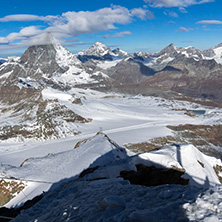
142 55 222 102
3 133 128 207
203 42 222 63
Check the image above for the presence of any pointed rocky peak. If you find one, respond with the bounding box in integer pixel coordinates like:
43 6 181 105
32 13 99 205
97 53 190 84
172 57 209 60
20 44 57 65
78 42 115 57
17 44 65 78
21 41 80 68
20 32 81 68
160 43 178 54
169 43 175 47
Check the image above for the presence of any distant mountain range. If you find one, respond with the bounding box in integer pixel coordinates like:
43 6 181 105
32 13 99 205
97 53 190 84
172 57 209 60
0 40 222 140
1 40 222 94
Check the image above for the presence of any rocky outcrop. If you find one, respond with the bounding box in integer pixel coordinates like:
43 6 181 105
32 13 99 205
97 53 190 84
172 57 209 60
120 164 189 186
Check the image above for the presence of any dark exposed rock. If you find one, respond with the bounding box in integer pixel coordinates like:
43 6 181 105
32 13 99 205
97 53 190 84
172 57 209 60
120 164 189 186
0 194 43 221
79 166 99 178
107 59 155 84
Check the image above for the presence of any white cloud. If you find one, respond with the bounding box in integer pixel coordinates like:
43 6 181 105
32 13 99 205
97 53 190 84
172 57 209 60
144 0 214 8
19 26 42 37
131 8 154 20
103 31 132 39
0 26 42 44
0 14 45 22
0 6 151 51
0 37 9 44
177 27 194 32
0 14 58 23
196 20 222 25
164 11 179 17
48 6 132 37
179 7 188 13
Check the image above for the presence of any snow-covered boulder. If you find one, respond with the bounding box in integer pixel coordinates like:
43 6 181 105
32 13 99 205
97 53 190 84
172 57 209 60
85 144 222 188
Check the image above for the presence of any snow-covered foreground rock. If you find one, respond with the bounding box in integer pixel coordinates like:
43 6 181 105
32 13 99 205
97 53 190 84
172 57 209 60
137 144 222 187
11 178 222 222
87 144 222 188
0 131 221 222
184 186 222 221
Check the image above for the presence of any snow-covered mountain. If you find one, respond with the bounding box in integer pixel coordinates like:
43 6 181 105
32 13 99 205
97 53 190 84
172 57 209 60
0 41 110 90
78 42 128 63
132 42 222 72
130 43 222 103
78 42 115 62
0 42 96 141
133 43 206 71
203 42 222 63
0 58 6 65
78 41 114 57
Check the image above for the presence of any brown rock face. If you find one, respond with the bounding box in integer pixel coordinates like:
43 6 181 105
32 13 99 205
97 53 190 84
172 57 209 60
0 85 40 105
107 59 155 84
142 57 222 103
20 44 65 77
0 179 26 206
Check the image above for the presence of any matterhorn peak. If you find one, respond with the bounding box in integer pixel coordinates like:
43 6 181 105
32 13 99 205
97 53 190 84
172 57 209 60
19 33 80 74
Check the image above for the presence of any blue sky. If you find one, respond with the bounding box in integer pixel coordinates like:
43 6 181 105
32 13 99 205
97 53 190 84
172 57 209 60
0 0 222 57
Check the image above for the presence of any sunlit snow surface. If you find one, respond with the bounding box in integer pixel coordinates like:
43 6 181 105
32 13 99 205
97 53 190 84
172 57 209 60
0 87 209 165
